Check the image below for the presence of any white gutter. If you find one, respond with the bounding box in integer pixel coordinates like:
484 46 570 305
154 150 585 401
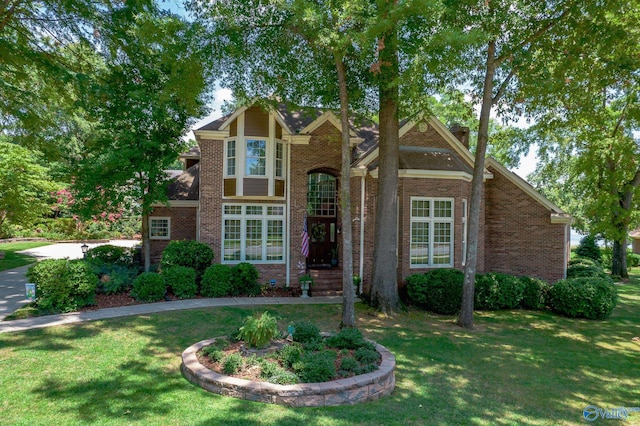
359 169 366 294
285 142 291 287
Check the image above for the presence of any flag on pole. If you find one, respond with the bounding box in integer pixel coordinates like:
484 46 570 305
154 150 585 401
301 214 310 258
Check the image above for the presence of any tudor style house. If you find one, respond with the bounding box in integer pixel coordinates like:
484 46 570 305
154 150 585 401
148 102 571 293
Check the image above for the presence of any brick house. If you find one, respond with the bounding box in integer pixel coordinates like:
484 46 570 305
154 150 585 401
148 102 571 293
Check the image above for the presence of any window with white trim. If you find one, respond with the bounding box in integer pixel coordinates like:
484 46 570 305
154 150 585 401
275 141 284 178
149 217 170 240
245 139 266 176
225 139 236 176
410 197 453 267
222 204 284 263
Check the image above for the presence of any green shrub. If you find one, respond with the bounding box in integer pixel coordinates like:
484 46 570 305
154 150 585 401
236 311 279 348
222 353 244 375
567 263 612 282
406 269 464 315
628 252 640 268
201 346 224 363
131 272 166 302
230 262 261 296
474 272 525 310
548 277 618 320
339 356 359 373
354 347 380 364
85 244 133 266
278 343 304 368
569 257 600 268
162 266 197 299
26 259 98 313
95 264 138 295
353 364 378 375
268 370 299 385
575 235 601 262
291 320 321 344
200 264 232 297
519 276 549 310
293 350 336 383
325 328 365 349
160 240 214 279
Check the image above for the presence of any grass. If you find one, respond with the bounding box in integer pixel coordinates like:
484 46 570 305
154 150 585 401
0 273 639 425
0 241 51 272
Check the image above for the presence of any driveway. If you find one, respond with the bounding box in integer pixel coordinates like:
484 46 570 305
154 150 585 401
0 240 139 320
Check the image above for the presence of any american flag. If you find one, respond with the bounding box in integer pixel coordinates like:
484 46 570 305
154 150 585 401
301 214 310 258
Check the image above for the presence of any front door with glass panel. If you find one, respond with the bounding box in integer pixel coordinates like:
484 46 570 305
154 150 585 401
307 172 338 267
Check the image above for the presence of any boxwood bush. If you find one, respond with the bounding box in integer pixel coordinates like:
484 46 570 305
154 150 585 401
406 269 464 315
26 259 98 313
160 240 214 279
474 272 525 310
230 262 261 296
95 264 138 295
201 264 233 297
131 272 166 302
518 276 549 310
567 262 612 282
85 244 134 266
293 350 336 383
548 277 618 319
162 266 197 299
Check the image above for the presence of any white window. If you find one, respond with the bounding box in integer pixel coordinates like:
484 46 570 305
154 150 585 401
222 204 284 263
275 141 284 178
410 198 453 267
149 217 170 240
245 139 266 176
225 139 236 176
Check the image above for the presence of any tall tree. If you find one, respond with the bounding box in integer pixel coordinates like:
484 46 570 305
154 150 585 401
72 9 209 271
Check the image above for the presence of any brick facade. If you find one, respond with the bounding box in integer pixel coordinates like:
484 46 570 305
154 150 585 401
148 206 197 263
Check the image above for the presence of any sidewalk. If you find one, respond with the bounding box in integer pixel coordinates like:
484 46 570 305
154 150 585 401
0 295 344 334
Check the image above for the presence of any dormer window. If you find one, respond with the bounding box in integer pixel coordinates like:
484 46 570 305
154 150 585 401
246 139 266 176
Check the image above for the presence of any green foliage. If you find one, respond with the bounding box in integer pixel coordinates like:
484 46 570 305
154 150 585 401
354 347 381 365
474 273 525 311
569 257 600 268
575 235 601 262
162 266 197 299
291 321 322 345
324 328 365 349
236 311 279 348
293 351 337 383
95 264 138 295
161 240 214 279
339 356 359 373
278 344 304 368
222 353 244 375
131 272 166 302
518 276 549 310
200 264 233 297
406 269 464 315
201 346 224 363
26 259 97 313
230 262 261 296
0 142 59 237
567 260 612 282
628 253 640 268
548 277 618 320
86 245 134 266
266 370 299 385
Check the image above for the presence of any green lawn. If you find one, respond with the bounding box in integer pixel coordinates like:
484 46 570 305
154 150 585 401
0 241 50 272
0 273 639 425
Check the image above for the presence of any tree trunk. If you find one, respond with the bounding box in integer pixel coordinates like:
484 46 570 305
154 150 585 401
142 213 151 272
371 2 401 315
335 53 355 328
612 238 628 278
458 40 497 329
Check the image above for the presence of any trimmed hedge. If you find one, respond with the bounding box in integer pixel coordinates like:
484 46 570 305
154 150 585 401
406 269 463 315
131 272 166 302
85 244 134 266
201 264 233 297
230 262 261 296
548 277 617 319
162 266 197 299
160 240 214 279
474 272 525 310
26 259 98 313
519 276 549 310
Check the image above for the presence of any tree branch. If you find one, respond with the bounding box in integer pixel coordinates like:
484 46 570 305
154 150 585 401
492 67 516 104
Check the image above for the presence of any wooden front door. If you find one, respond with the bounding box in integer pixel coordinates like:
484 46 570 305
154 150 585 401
308 217 337 267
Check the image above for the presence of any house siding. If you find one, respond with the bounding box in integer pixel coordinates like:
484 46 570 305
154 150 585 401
484 165 567 283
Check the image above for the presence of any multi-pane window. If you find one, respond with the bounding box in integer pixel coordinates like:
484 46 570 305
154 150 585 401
245 139 266 176
307 173 337 216
222 204 285 263
226 140 236 176
149 217 170 240
410 198 453 267
275 142 284 178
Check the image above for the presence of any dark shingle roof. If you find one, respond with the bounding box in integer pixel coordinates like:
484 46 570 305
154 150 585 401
167 163 199 201
398 147 472 173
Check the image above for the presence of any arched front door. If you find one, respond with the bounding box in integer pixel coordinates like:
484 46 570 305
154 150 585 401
307 171 338 268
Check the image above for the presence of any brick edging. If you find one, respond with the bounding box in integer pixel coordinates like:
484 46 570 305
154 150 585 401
181 337 396 407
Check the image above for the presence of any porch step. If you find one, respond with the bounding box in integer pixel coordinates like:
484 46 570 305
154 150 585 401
309 268 345 297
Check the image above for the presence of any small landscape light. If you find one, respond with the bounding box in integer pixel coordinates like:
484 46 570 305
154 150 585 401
81 243 89 258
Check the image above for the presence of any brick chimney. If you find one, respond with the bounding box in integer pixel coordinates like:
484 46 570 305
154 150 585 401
450 124 470 149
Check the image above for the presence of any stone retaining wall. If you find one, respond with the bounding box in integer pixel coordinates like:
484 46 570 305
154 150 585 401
181 337 396 407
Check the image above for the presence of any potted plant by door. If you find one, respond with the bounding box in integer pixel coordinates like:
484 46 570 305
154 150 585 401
330 245 339 267
298 274 313 298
